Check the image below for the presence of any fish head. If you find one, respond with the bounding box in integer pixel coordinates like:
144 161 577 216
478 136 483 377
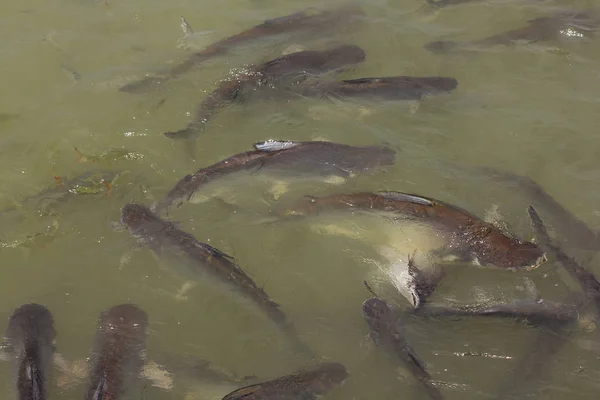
98 304 148 341
5 304 56 350
479 236 547 271
362 297 394 331
121 204 158 231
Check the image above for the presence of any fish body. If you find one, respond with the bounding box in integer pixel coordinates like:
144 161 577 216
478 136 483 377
84 304 149 400
284 191 546 270
4 304 55 400
362 298 443 399
151 141 395 213
293 76 458 101
119 4 366 93
163 44 366 139
221 362 347 400
414 299 579 326
426 11 596 52
120 204 309 354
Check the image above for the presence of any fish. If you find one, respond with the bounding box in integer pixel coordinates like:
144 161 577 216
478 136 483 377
528 206 600 321
283 191 547 270
412 298 580 327
163 44 366 140
291 76 459 101
362 297 444 399
150 140 396 214
119 4 366 94
473 166 599 251
221 362 347 400
84 304 149 400
3 304 56 400
120 204 311 355
426 11 597 53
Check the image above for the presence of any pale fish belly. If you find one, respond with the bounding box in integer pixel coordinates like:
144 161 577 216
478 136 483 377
309 216 448 307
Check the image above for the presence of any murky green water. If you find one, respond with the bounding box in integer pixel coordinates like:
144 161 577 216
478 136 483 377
1 0 600 398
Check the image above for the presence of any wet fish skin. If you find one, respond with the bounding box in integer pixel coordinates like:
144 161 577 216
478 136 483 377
221 362 347 400
119 4 366 94
163 44 366 140
528 206 600 319
4 304 56 400
426 12 596 53
293 76 459 101
362 298 444 400
84 304 149 400
284 191 546 270
120 204 308 352
413 299 579 327
151 141 396 214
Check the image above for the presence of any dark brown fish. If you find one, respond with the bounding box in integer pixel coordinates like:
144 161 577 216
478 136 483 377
120 204 311 355
426 12 597 53
221 362 347 400
84 304 148 400
119 4 366 94
413 298 579 327
4 304 56 400
292 76 458 101
528 206 600 320
284 191 546 270
150 140 396 214
363 297 444 400
163 44 366 140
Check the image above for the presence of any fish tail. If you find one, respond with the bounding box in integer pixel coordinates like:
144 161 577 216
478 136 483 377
164 127 197 140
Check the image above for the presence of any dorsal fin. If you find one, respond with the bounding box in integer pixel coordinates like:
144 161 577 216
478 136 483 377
222 383 263 399
377 192 433 206
91 375 107 400
253 140 301 152
18 353 44 400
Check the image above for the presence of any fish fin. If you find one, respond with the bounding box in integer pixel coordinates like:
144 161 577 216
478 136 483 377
180 16 194 36
341 77 383 84
363 280 379 298
377 191 433 206
252 139 301 152
192 241 237 262
222 383 264 399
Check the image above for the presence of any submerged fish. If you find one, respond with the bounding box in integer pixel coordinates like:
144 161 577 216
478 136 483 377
362 297 444 399
413 298 579 327
528 206 600 322
163 44 366 140
292 76 459 101
84 304 149 400
426 12 597 52
120 204 310 354
151 140 396 214
283 191 546 270
221 362 347 400
3 304 56 400
119 4 366 94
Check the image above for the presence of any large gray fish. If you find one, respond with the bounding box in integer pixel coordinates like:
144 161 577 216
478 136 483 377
120 204 311 355
426 11 597 53
475 166 599 251
412 298 579 327
118 4 366 94
283 191 547 270
221 362 347 400
291 76 458 101
528 206 600 321
151 140 396 214
3 304 56 400
163 44 366 140
363 297 444 399
84 304 148 400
